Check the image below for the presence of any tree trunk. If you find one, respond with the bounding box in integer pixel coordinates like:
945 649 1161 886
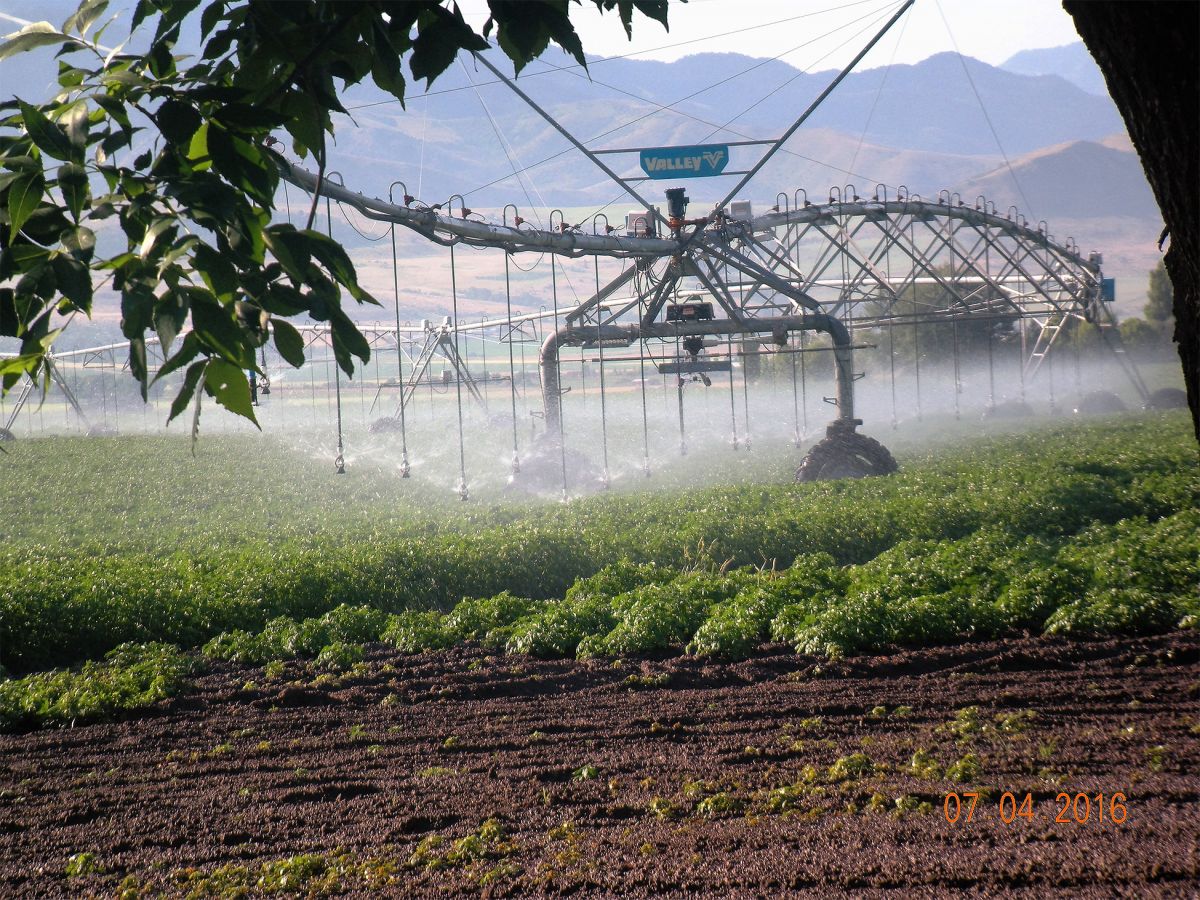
1063 1 1199 441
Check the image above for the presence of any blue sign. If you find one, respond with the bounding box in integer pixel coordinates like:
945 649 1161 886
640 144 729 179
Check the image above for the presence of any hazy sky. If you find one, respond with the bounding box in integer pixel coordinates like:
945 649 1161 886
458 0 1082 70
1 0 1082 76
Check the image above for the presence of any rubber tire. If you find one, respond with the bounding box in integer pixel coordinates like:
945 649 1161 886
1144 387 1187 410
1074 390 1126 415
0 427 14 442
795 431 898 482
368 416 403 434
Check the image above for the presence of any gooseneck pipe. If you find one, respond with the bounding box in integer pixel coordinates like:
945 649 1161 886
539 314 856 438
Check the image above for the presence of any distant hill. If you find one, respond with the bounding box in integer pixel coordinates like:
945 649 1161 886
324 47 1125 207
956 137 1158 220
1001 42 1108 97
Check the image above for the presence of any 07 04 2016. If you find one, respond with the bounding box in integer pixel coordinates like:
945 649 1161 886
943 791 1128 825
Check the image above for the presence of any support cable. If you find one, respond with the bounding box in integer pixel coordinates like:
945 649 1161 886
550 258 568 501
450 244 469 501
326 190 346 474
387 199 411 477
503 254 520 475
594 253 611 487
933 0 1036 220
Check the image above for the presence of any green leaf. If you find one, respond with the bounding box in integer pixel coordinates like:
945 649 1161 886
204 358 259 426
0 22 68 61
410 6 486 83
262 226 310 282
60 225 96 262
0 287 18 337
186 122 210 170
156 99 201 146
64 0 110 38
129 334 148 399
50 252 92 310
6 170 45 235
62 102 89 150
57 162 89 220
304 230 376 304
192 243 238 300
329 307 370 376
153 330 200 383
153 289 188 352
189 292 251 366
18 100 75 162
167 358 206 424
271 318 306 368
207 123 273 204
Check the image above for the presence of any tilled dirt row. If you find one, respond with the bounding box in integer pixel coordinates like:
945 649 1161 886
1 632 1198 897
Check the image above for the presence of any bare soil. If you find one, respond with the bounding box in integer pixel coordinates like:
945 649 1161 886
2 632 1198 897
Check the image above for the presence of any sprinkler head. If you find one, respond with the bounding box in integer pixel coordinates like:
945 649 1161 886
458 479 469 502
511 451 521 476
335 454 346 474
601 469 610 490
400 454 411 478
642 457 651 478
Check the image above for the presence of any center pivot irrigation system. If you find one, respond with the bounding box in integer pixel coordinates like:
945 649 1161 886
3 0 1144 497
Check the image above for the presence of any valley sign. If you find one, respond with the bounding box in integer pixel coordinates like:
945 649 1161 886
640 144 729 179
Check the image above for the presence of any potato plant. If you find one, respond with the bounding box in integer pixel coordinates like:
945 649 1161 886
0 415 1196 731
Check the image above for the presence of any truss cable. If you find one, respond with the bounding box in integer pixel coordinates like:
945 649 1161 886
503 254 520 475
638 293 651 477
347 0 888 113
460 59 546 228
850 3 909 175
550 259 569 501
460 0 900 203
388 216 411 477
933 0 1036 221
416 95 429 198
449 244 469 501
698 0 904 145
594 255 611 488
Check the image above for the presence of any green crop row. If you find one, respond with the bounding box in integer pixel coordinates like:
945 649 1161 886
194 507 1198 670
1 414 1194 677
2 509 1195 731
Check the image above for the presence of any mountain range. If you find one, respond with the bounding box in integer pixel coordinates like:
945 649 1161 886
1 16 1164 306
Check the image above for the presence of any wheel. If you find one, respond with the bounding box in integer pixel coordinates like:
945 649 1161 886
1074 390 1126 415
795 424 898 482
0 427 14 443
506 433 603 496
368 416 403 434
1144 387 1187 410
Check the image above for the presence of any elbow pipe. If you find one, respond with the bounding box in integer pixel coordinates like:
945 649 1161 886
540 314 856 437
